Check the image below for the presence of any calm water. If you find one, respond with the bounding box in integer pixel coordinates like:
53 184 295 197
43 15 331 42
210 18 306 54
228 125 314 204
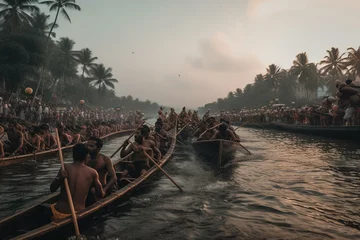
1 128 360 240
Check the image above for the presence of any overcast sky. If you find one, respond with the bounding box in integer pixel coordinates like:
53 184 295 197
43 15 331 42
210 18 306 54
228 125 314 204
45 0 360 108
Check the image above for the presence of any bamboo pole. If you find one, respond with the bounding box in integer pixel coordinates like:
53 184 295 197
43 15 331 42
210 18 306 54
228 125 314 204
55 128 80 237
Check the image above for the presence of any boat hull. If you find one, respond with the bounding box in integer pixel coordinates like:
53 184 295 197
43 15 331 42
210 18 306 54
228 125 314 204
0 128 177 240
193 139 237 167
232 122 360 140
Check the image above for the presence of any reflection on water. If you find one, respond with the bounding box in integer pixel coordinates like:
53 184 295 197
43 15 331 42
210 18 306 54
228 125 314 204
1 128 360 239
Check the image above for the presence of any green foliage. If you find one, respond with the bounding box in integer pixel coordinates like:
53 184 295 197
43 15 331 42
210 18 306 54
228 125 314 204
0 31 45 91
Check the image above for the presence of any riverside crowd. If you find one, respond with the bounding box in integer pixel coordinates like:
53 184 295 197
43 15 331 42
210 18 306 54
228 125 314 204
208 99 360 126
0 95 146 158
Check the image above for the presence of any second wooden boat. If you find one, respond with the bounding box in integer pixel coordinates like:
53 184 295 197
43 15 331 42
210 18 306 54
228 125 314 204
193 139 238 168
0 127 177 240
0 129 135 168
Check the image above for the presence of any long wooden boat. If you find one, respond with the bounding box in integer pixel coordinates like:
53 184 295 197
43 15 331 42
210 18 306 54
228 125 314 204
272 122 360 139
193 139 238 168
232 122 360 140
0 127 177 240
232 122 273 129
0 129 135 168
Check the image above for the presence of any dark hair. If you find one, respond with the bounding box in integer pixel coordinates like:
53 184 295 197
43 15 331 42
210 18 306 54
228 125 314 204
40 124 50 130
134 134 143 144
88 136 103 149
345 79 352 85
141 125 150 135
219 123 228 132
220 118 225 122
73 143 89 162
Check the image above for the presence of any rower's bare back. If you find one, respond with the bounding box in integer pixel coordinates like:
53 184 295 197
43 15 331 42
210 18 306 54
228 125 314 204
56 164 99 213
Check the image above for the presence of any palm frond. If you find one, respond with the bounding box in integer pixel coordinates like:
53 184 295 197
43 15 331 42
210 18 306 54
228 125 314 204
63 2 81 11
40 1 56 6
60 8 71 22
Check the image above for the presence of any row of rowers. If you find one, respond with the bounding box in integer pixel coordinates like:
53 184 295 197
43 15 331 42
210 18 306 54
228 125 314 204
0 121 129 158
49 121 170 220
194 117 240 141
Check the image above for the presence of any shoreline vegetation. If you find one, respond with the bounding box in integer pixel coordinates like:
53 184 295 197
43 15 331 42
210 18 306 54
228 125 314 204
0 0 161 114
198 48 360 113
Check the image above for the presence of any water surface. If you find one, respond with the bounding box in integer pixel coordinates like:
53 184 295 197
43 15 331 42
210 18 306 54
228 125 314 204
1 128 360 240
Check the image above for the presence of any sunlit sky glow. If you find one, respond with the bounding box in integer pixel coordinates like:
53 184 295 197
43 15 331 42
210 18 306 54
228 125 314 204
44 0 360 108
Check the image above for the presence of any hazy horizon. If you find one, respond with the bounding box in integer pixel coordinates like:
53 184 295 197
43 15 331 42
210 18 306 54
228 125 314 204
44 0 360 108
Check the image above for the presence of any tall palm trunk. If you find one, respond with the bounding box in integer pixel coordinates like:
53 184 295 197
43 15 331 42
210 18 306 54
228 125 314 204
32 7 61 105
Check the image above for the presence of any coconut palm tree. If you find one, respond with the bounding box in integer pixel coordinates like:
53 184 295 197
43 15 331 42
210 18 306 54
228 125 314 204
32 0 80 104
74 48 98 79
290 52 318 99
40 0 81 40
88 64 118 96
0 0 39 31
345 47 360 77
30 12 58 37
278 70 297 103
319 47 347 79
264 64 285 92
254 74 265 86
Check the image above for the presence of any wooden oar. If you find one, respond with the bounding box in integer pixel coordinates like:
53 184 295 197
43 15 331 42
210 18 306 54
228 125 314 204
55 128 80 237
176 123 189 137
238 142 252 155
143 150 184 192
209 123 222 130
234 121 249 131
198 123 222 137
23 137 39 160
109 122 144 158
112 152 134 165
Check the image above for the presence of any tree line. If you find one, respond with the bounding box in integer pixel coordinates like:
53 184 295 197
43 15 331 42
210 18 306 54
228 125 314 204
0 0 161 113
198 48 360 113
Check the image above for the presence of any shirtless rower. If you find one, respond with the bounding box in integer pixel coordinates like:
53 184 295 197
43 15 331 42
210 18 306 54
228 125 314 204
4 122 24 156
58 126 72 146
198 118 218 140
167 108 178 127
86 137 117 198
25 126 41 153
120 134 153 178
220 119 240 140
141 125 155 141
141 125 162 160
153 120 169 155
210 123 239 141
39 124 57 150
50 143 104 220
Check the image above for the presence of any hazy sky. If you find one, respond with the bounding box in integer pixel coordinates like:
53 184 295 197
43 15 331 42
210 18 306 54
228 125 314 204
45 0 360 108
